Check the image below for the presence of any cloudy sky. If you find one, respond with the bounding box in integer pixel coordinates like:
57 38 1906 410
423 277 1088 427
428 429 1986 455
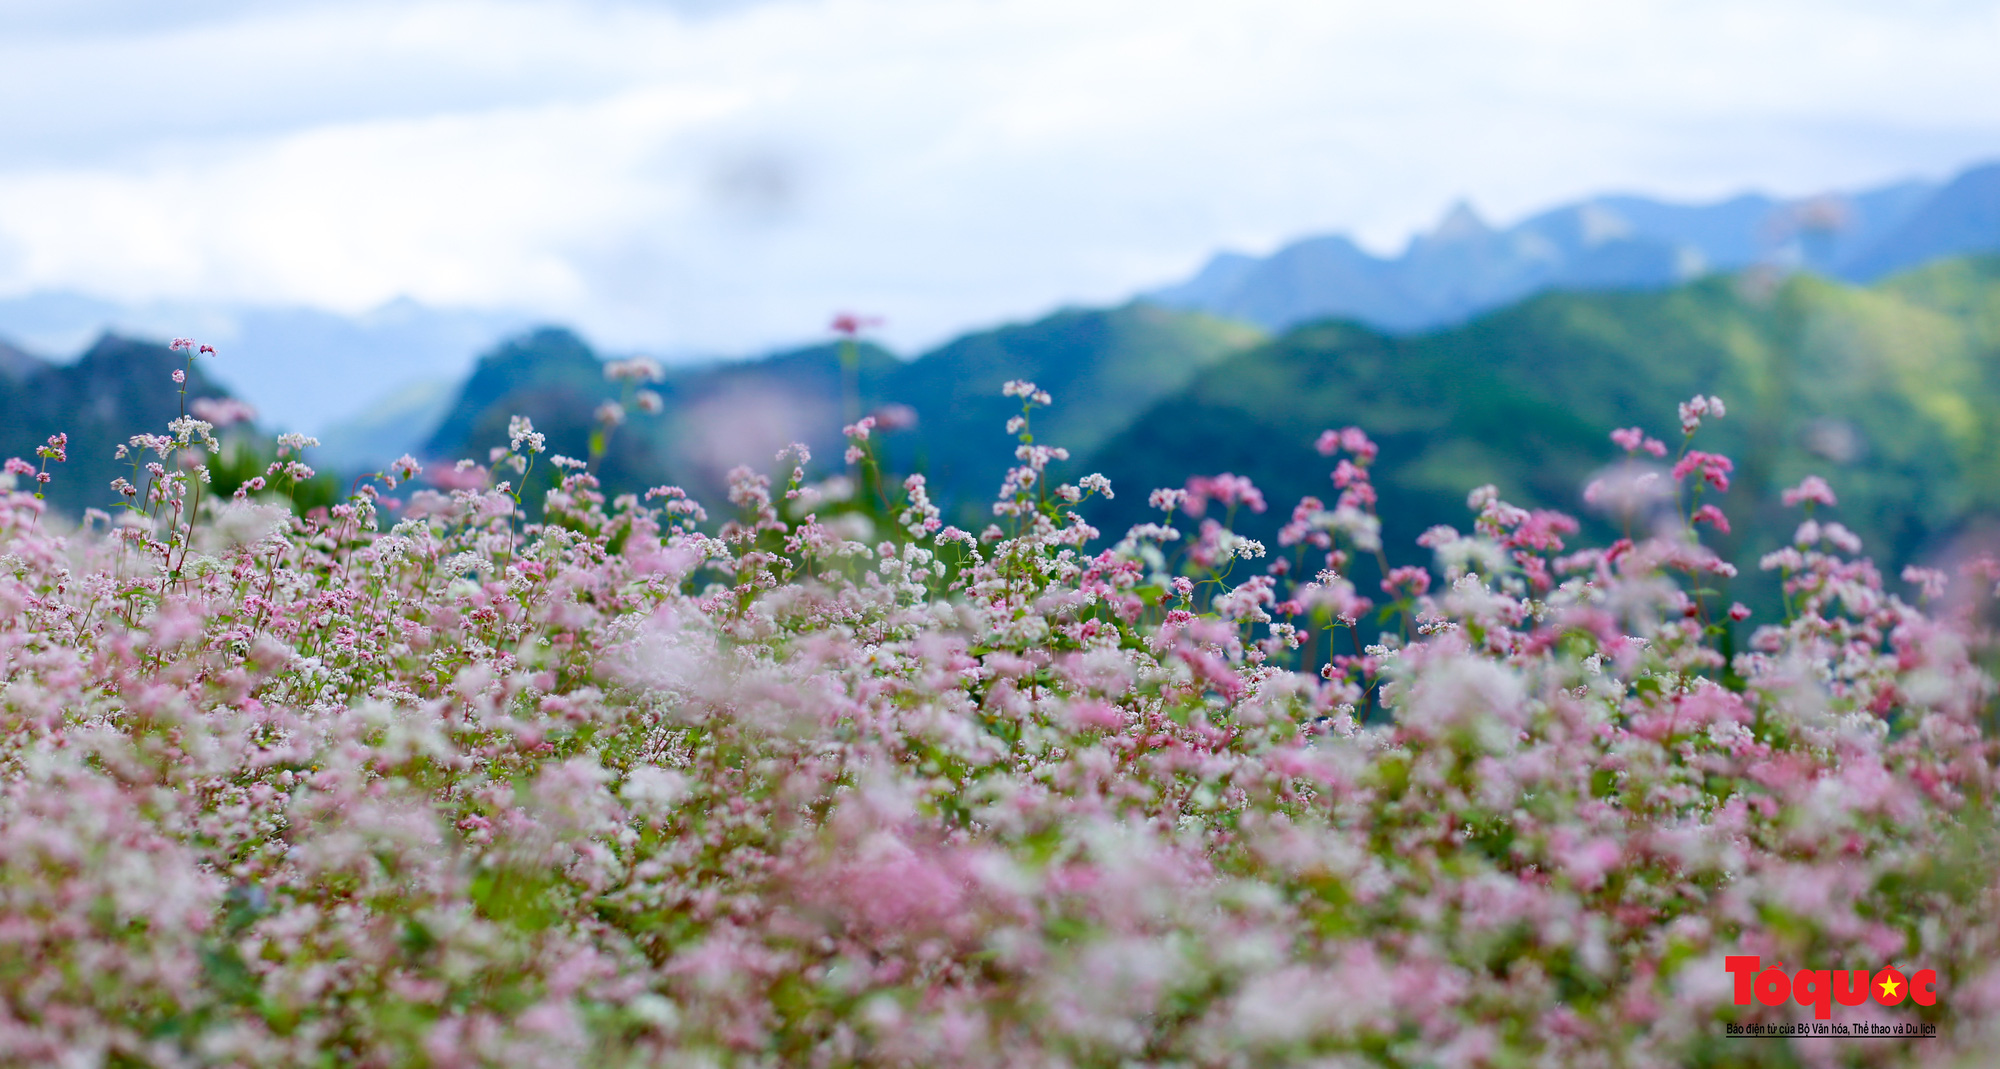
2 0 1998 361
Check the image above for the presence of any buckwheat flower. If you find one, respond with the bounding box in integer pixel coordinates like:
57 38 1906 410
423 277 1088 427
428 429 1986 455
1001 379 1053 406
1609 426 1666 456
1729 602 1752 620
634 388 664 414
1149 487 1187 512
1339 426 1378 463
1821 522 1862 555
172 368 185 384
1671 450 1734 492
387 454 421 485
595 401 626 427
604 355 665 383
507 415 545 453
830 311 883 336
3 457 33 478
1381 565 1431 598
1078 473 1113 498
1435 535 1508 581
1691 503 1730 534
1677 394 1725 433
1781 475 1838 508
1902 565 1948 601
871 403 918 431
167 415 219 451
190 397 257 426
1324 504 1381 552
169 337 196 351
843 416 877 441
1185 473 1267 515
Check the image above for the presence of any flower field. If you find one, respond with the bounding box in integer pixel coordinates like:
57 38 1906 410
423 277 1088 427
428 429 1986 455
1 358 1996 1067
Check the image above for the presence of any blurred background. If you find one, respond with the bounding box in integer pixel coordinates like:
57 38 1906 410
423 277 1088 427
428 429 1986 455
4 0 2000 605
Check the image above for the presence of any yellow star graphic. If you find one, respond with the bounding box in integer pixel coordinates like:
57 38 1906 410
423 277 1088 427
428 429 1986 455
1879 976 1902 999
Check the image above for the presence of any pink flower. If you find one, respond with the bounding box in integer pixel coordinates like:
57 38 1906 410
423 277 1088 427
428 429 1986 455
605 355 665 383
1902 566 1947 601
1184 473 1267 515
1609 426 1667 456
1671 450 1734 492
1341 426 1377 463
1691 503 1730 534
1677 394 1725 433
1781 475 1837 508
190 398 257 426
830 311 884 336
1314 426 1378 463
1331 459 1367 490
870 403 918 432
1381 565 1431 598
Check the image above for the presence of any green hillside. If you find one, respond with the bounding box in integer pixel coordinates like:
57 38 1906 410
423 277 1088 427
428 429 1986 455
1081 257 2000 606
0 335 236 515
423 303 1263 512
424 328 905 504
875 302 1264 513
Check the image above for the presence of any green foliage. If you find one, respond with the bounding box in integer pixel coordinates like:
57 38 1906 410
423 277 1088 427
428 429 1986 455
203 433 344 516
1085 259 2000 607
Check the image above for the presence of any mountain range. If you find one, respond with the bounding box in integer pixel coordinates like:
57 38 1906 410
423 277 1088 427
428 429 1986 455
5 158 1997 444
1148 163 2000 333
0 335 232 513
418 305 1262 511
406 252 2000 619
1095 256 2000 607
0 292 528 437
5 160 2000 615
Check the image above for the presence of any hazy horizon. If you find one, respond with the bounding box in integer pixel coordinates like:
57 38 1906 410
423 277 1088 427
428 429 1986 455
1 0 1995 364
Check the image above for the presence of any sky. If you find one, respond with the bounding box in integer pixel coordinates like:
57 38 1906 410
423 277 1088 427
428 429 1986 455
1 0 1998 369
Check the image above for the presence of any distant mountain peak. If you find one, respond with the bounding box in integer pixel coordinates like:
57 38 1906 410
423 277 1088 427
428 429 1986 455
0 338 48 382
1575 202 1635 247
1145 160 1997 334
1429 200 1491 243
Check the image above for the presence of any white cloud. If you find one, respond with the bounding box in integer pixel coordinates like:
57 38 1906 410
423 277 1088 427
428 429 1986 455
0 0 1996 359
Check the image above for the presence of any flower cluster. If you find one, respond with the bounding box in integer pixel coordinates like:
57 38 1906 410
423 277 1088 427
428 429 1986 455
0 381 1993 1067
